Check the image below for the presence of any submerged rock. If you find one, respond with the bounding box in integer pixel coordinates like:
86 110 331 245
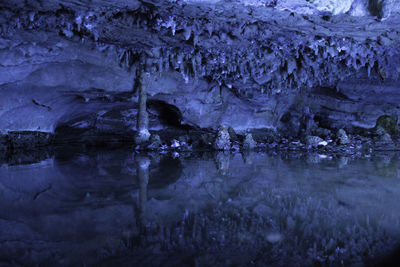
214 126 231 151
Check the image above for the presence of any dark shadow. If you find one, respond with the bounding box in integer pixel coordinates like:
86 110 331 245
147 100 183 128
371 246 400 267
149 155 182 188
368 0 384 18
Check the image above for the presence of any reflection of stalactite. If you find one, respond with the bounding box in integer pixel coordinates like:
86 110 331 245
214 151 230 175
135 155 150 234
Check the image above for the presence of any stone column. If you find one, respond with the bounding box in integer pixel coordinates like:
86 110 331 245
134 64 150 144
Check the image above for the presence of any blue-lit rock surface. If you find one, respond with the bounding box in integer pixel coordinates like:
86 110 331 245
0 0 400 138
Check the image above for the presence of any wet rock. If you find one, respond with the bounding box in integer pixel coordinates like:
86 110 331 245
178 135 190 145
379 133 393 143
374 132 398 151
305 136 325 148
147 134 162 150
177 135 191 150
232 141 240 151
200 133 214 147
279 111 301 137
361 141 373 154
8 131 53 150
228 127 239 142
313 128 332 139
374 124 393 143
134 129 151 145
243 133 256 150
375 125 387 137
375 115 398 135
0 135 8 151
251 128 279 144
170 139 180 148
214 126 231 151
336 129 350 145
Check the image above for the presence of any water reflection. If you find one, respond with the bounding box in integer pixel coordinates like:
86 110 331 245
214 151 230 175
0 149 400 266
136 155 150 233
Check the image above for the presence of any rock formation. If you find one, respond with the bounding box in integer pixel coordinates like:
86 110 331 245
0 0 399 149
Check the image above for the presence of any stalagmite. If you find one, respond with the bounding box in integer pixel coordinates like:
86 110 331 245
184 24 192 40
134 62 150 144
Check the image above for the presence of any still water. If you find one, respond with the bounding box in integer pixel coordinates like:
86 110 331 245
0 148 400 266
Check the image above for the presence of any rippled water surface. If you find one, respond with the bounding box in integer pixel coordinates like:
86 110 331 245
1 148 400 266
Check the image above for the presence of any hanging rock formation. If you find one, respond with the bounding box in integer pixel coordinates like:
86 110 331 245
0 0 399 145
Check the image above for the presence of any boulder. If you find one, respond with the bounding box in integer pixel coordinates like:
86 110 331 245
214 126 231 151
375 115 398 135
305 136 325 148
243 133 257 150
379 133 393 143
147 134 162 150
375 125 387 137
336 129 350 145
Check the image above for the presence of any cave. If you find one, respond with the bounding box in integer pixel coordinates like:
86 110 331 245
1 0 400 266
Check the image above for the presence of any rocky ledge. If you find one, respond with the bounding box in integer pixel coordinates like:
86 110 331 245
1 113 400 158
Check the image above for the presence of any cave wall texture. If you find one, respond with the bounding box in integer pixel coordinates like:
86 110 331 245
0 0 400 138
